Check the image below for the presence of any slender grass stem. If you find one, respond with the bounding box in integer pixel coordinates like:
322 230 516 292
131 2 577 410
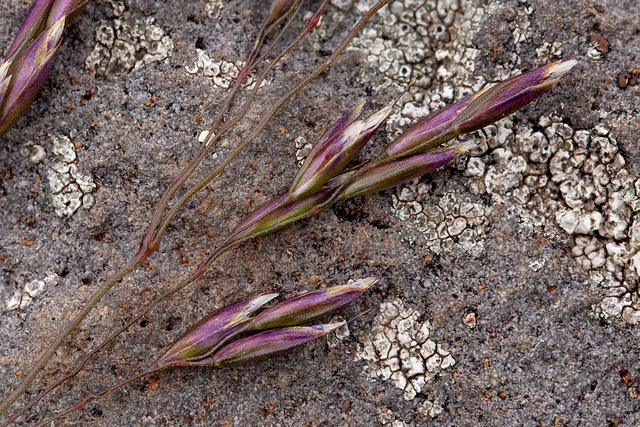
154 0 392 241
32 366 166 427
153 0 328 243
0 254 143 418
0 0 392 422
0 243 228 427
0 3 292 419
139 3 302 255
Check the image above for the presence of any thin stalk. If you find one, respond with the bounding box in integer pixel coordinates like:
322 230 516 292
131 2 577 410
0 254 143 418
154 0 391 241
0 0 392 420
33 366 166 427
201 0 303 148
250 0 303 72
0 244 230 427
0 3 293 419
139 1 303 255
153 0 329 242
244 0 304 75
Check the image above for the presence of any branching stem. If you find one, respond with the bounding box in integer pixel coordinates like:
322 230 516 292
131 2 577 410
0 0 392 423
0 4 294 419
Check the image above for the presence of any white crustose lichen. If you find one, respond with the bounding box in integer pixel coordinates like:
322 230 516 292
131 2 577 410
85 10 174 79
356 299 454 401
47 135 96 218
5 272 60 311
185 50 247 89
336 0 639 324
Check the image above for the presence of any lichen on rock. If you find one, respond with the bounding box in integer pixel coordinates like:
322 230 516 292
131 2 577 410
356 299 454 401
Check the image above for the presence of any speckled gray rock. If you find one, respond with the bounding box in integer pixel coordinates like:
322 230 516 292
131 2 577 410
1 0 640 426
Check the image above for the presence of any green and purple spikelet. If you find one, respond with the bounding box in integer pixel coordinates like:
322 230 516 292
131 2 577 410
0 0 88 138
379 59 580 160
155 277 376 368
156 293 279 367
218 58 579 249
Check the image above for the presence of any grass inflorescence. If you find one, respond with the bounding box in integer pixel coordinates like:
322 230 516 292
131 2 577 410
0 0 579 424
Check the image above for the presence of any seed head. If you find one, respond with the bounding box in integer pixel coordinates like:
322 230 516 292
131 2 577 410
206 322 346 368
223 187 337 247
337 140 478 200
156 293 278 367
250 277 376 330
0 0 89 138
380 58 579 161
289 103 391 200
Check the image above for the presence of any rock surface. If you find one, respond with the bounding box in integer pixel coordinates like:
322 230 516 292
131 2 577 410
1 0 639 425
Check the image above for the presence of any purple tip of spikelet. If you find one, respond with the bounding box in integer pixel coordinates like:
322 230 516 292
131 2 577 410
250 277 376 330
207 322 346 368
380 58 579 161
289 103 391 201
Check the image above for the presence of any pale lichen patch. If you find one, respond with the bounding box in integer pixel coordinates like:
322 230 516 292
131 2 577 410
20 142 46 163
5 272 60 311
356 299 454 400
346 0 509 141
204 0 224 19
465 115 640 323
85 14 174 78
47 135 96 217
295 136 314 166
391 180 488 254
184 49 245 89
343 1 640 323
